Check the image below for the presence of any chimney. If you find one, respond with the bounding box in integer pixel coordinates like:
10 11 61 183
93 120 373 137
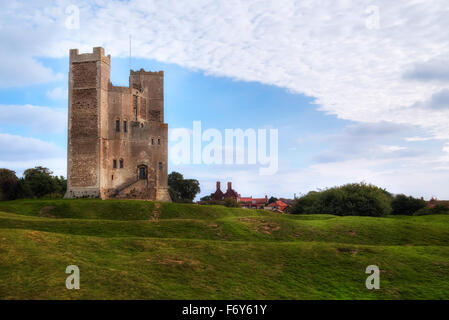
227 182 232 190
216 181 221 191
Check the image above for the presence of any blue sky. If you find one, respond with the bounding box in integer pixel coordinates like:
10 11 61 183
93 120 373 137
1 1 449 199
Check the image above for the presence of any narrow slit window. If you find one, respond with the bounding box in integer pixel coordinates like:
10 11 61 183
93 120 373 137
123 121 127 133
113 159 117 168
119 159 123 168
151 138 154 145
133 95 138 120
158 162 163 171
115 120 120 132
158 138 161 145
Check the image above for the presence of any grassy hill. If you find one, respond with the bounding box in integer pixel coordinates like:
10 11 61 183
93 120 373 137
0 199 448 299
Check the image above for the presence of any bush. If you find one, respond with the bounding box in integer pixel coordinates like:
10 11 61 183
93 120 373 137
291 182 392 217
414 204 449 216
224 198 239 207
200 195 212 202
199 199 223 206
42 192 64 199
391 194 426 215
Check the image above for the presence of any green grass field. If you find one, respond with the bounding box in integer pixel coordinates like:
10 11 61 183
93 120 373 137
0 199 448 299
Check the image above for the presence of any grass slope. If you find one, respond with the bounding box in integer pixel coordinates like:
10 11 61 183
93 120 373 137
0 199 448 299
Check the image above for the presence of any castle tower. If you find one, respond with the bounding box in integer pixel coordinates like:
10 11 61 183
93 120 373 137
65 47 110 198
65 47 170 201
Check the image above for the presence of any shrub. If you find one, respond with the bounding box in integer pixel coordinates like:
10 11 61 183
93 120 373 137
200 195 212 201
391 194 426 215
414 204 449 216
291 182 392 217
224 198 239 207
199 199 223 206
42 192 64 199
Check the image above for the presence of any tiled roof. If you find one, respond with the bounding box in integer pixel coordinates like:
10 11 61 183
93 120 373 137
267 200 289 209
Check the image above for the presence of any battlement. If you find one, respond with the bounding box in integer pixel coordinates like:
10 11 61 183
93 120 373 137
130 68 164 76
70 47 111 65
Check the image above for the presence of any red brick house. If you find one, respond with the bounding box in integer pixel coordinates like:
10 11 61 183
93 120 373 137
427 198 449 208
239 196 268 209
210 181 268 208
265 200 289 212
211 181 240 201
211 181 225 201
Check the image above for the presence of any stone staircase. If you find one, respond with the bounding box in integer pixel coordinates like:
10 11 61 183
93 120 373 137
113 179 153 199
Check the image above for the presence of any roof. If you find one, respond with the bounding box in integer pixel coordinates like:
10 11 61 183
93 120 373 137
267 200 289 209
239 196 267 204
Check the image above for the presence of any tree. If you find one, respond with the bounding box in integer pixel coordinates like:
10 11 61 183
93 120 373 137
23 166 61 198
168 171 200 203
200 195 212 201
0 168 18 200
290 182 393 217
267 196 278 205
391 194 426 215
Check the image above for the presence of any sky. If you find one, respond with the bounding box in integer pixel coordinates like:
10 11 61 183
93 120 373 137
0 0 449 199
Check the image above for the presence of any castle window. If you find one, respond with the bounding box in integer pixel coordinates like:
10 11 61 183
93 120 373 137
112 175 114 180
113 159 117 168
119 159 124 168
158 138 161 145
158 162 163 171
139 166 147 180
115 119 120 132
123 121 127 133
151 138 154 145
133 95 138 120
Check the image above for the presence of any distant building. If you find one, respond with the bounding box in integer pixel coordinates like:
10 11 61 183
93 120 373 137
265 200 289 212
210 181 268 208
427 198 449 208
239 196 268 209
211 181 225 201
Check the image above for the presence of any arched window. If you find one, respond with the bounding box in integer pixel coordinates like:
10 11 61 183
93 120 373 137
158 138 161 145
158 162 163 171
123 120 127 133
113 159 117 168
151 138 154 145
115 119 120 132
119 159 124 168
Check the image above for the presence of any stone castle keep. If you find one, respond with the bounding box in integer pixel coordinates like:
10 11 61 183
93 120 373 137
64 47 170 201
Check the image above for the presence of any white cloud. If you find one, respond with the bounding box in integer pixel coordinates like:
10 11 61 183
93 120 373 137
405 136 434 142
46 87 68 100
1 1 449 138
2 0 449 196
0 133 64 160
0 104 67 133
0 133 66 176
0 53 62 88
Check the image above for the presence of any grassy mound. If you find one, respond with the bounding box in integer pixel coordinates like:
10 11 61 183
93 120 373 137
0 199 448 299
